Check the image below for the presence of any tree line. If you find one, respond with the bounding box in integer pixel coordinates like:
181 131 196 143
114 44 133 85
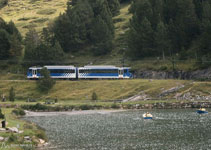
23 0 121 66
1 0 211 69
0 18 22 60
127 0 211 63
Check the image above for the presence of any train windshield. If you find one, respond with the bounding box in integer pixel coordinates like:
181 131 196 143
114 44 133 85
28 69 32 74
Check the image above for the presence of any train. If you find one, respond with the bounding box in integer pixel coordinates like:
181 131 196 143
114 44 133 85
27 65 133 79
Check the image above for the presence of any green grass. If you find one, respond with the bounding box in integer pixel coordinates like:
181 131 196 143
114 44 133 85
0 78 210 102
0 108 46 150
0 0 67 35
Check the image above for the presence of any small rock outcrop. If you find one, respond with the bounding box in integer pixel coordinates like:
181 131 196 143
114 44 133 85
0 136 4 141
135 67 211 80
122 92 150 102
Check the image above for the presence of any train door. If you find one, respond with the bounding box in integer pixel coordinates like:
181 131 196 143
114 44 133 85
118 68 124 78
32 69 37 78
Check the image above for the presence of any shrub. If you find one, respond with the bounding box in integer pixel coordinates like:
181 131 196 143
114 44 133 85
111 103 120 109
36 130 47 141
92 92 98 101
37 67 55 92
0 108 5 119
8 134 18 143
12 108 26 116
79 104 93 110
36 9 56 15
23 123 34 129
9 86 15 102
0 0 8 8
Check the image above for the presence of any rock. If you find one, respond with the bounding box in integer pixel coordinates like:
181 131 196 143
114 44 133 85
8 127 19 133
18 130 24 134
24 136 31 141
160 85 185 97
135 67 211 80
39 139 45 144
122 92 150 102
0 128 6 132
0 136 4 141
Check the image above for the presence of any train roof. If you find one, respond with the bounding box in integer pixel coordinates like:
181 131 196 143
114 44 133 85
29 66 76 69
29 66 42 69
80 66 130 69
44 66 76 69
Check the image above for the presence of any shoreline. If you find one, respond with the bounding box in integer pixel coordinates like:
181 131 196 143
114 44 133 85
24 109 127 117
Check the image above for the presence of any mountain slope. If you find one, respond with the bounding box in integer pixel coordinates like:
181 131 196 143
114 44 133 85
0 0 67 35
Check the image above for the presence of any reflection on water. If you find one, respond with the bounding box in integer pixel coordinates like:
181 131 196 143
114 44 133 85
24 109 211 150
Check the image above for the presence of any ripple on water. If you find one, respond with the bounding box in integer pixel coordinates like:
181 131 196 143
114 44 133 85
24 109 211 150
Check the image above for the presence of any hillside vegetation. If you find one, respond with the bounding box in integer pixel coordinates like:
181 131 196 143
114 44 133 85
1 79 211 102
1 0 211 74
0 0 67 35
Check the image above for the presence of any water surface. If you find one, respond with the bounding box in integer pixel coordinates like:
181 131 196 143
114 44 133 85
24 109 211 150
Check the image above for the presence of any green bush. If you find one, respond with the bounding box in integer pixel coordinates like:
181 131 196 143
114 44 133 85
9 86 15 102
12 108 26 116
92 92 98 101
0 108 5 119
111 103 120 109
36 9 56 15
36 130 47 141
0 0 8 8
37 67 56 92
8 134 18 143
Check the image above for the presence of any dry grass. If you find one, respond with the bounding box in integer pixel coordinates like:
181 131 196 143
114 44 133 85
0 79 193 101
0 0 67 35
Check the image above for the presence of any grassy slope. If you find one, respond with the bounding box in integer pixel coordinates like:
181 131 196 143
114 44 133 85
0 0 67 35
0 108 46 149
0 79 211 102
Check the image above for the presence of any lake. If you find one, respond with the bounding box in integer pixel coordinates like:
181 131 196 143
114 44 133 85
24 109 211 150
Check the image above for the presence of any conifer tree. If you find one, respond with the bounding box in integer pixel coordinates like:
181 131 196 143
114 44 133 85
0 29 10 60
9 87 15 102
107 0 120 16
128 17 154 58
155 21 169 60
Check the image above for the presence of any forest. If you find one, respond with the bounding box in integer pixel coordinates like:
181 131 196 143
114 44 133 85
0 0 211 69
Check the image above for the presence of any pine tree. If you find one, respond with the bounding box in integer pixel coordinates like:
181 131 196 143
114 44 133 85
90 16 113 55
155 21 170 60
128 17 154 58
9 87 15 102
0 29 10 60
23 28 40 66
107 0 120 16
6 21 22 42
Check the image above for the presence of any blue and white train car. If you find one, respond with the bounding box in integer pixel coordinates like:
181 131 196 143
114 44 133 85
78 65 132 79
27 66 77 79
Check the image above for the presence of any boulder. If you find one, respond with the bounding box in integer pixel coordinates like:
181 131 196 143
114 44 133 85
8 127 19 133
0 136 4 141
39 139 45 144
0 128 6 132
24 136 31 141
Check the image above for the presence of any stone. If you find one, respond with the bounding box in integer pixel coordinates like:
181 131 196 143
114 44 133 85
24 136 31 141
8 127 19 133
0 136 4 141
39 139 45 144
18 130 24 134
0 128 6 132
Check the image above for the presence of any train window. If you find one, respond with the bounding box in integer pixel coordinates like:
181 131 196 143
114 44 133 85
37 69 41 74
124 69 128 74
28 69 32 74
49 69 75 74
79 69 118 73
